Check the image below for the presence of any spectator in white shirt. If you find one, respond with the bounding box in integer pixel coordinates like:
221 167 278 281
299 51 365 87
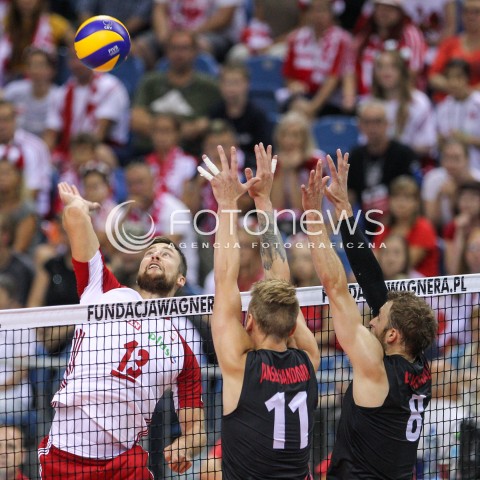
436 58 480 170
3 47 59 139
369 49 436 158
422 138 480 230
44 47 130 165
152 0 246 60
0 100 52 217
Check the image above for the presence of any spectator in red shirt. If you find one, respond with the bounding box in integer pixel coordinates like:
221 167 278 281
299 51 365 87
283 0 356 117
354 0 426 96
429 0 480 99
0 424 29 480
376 175 440 277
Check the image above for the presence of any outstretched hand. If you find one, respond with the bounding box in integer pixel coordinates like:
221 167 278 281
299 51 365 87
244 143 277 200
324 149 350 214
198 145 259 206
58 182 100 212
301 159 329 213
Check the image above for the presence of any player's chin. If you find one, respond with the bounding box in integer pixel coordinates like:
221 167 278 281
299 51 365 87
144 268 165 278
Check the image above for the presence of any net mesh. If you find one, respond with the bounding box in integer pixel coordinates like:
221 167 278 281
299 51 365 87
0 274 479 479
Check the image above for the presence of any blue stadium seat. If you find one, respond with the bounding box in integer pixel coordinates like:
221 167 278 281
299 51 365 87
245 55 284 92
111 55 145 100
156 52 219 77
312 115 359 158
250 89 280 117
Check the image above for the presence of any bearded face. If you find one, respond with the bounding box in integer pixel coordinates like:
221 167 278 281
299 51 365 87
136 265 178 296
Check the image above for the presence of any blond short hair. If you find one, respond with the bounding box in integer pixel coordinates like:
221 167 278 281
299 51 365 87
248 279 299 339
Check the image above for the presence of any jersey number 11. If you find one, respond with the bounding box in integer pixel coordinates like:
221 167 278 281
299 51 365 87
265 391 309 450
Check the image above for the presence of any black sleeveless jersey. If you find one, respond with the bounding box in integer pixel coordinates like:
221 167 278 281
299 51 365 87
222 348 318 480
328 354 431 480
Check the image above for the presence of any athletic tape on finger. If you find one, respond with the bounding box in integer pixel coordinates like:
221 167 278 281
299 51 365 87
203 156 220 176
197 166 214 181
271 157 277 174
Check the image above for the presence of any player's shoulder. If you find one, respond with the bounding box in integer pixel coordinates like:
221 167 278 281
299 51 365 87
101 287 141 303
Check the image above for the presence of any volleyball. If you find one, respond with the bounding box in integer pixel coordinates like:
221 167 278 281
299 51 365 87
74 15 131 72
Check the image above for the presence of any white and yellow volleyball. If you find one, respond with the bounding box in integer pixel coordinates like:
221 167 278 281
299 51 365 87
74 15 131 72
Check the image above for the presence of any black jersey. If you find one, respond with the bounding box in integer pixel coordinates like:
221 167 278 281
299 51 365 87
328 354 431 480
222 348 318 480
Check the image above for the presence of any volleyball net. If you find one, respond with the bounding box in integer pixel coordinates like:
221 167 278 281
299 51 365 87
1 274 479 479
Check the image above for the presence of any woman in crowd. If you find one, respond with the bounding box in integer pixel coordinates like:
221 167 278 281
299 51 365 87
354 0 426 96
369 49 436 158
443 181 480 276
376 175 439 277
376 233 422 280
0 0 73 84
271 111 325 235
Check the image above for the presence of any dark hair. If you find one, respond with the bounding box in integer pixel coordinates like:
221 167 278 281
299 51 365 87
148 236 187 278
70 133 99 150
387 291 437 356
6 0 45 72
152 112 182 132
444 58 471 79
204 119 238 140
167 29 198 50
457 180 480 196
80 162 110 183
220 61 250 81
23 46 57 69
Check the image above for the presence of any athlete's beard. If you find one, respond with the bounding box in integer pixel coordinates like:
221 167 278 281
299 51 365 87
137 270 177 296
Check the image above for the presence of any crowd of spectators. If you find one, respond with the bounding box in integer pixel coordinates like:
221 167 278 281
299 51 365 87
0 0 480 478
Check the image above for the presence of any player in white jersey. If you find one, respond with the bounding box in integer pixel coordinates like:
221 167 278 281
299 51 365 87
38 183 206 479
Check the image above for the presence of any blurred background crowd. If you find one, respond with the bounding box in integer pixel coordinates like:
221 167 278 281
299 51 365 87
1 0 480 478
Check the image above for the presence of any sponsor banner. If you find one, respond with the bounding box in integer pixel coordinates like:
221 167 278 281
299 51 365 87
1 274 479 330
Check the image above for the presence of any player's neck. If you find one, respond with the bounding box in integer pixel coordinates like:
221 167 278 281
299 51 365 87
386 345 415 363
254 336 288 352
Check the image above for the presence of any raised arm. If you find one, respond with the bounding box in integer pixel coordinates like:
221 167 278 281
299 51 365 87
199 146 258 378
245 144 320 371
324 150 388 317
302 160 386 406
58 183 100 262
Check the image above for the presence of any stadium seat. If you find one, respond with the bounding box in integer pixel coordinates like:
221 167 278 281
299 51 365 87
111 55 145 100
155 52 220 77
245 55 285 92
312 115 359 158
250 89 280 117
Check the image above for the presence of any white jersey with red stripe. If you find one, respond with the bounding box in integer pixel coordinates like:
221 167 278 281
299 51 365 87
50 250 202 458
